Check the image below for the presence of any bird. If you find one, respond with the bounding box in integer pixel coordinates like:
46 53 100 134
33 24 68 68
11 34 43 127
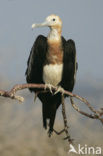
25 14 78 136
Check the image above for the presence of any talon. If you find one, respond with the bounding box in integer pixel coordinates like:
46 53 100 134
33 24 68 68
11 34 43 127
54 86 65 95
45 84 54 94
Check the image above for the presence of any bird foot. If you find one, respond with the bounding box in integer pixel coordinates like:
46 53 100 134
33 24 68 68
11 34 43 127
54 86 65 95
45 84 54 94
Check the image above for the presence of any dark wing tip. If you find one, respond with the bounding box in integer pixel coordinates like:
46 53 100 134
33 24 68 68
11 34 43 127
67 39 75 46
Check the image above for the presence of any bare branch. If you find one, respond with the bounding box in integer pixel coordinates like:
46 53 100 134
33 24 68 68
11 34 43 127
0 83 103 124
70 97 103 125
61 95 74 143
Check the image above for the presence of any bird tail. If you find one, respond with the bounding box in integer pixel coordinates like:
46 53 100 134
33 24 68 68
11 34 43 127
42 102 57 136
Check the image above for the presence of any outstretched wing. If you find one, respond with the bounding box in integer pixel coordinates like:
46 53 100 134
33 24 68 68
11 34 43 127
61 38 77 92
25 35 47 92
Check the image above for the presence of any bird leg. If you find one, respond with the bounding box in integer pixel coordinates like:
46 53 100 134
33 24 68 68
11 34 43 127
54 86 65 95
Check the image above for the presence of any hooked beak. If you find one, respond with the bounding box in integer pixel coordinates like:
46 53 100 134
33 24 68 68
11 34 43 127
31 21 51 29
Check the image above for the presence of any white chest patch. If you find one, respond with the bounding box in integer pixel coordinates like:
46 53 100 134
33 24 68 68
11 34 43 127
43 64 63 86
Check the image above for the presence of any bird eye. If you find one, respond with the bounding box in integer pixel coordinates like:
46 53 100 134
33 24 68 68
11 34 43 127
52 18 56 21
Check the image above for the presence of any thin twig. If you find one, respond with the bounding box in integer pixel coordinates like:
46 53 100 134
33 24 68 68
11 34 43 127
53 129 65 135
70 97 103 125
61 95 73 143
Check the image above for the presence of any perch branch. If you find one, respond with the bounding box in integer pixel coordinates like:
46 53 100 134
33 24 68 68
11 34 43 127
0 83 103 124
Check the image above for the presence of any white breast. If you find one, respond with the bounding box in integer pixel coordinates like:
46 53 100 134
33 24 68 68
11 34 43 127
43 64 63 86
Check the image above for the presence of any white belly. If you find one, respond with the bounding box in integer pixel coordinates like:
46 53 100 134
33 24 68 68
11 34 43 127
43 64 63 86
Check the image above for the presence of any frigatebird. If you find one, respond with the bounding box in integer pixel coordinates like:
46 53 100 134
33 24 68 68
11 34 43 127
25 14 78 136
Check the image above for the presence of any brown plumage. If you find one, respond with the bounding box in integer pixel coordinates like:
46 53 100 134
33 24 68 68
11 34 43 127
46 40 63 64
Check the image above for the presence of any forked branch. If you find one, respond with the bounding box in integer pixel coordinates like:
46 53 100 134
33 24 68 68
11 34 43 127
0 83 103 125
0 83 103 128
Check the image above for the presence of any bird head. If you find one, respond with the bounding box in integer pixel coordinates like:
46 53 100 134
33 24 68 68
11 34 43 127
32 14 62 30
